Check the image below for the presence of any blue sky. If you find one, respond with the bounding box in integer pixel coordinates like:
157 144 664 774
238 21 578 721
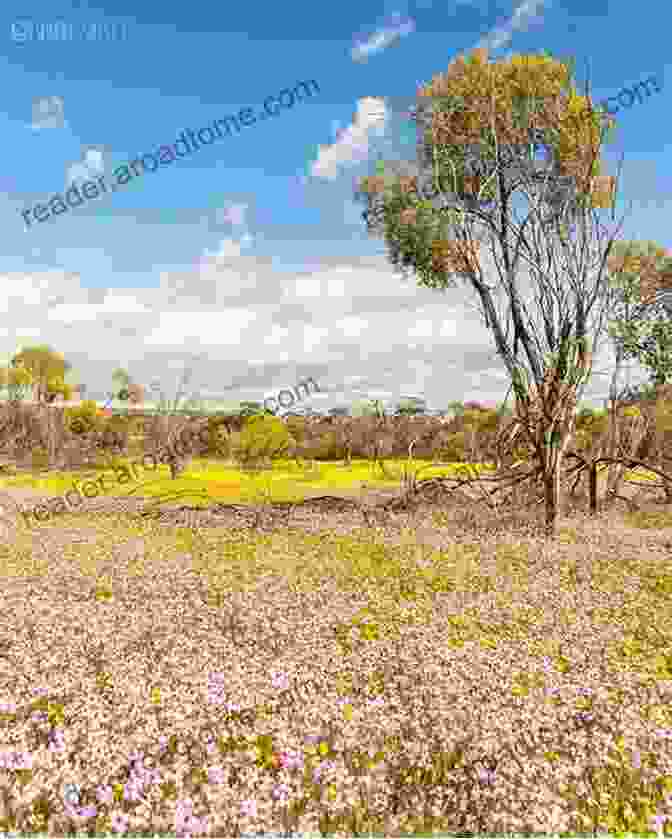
0 0 669 412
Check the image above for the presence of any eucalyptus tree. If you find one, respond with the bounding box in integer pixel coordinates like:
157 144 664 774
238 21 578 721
354 48 626 536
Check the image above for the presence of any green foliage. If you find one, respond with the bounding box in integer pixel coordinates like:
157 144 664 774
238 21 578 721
202 415 237 458
462 406 500 434
284 415 308 444
111 367 131 388
394 397 426 415
239 401 266 418
574 406 609 453
65 400 103 436
436 431 467 461
45 375 73 403
0 361 33 400
309 430 345 461
607 239 672 391
102 413 130 432
356 49 614 291
234 415 295 469
31 446 50 470
446 400 466 417
11 344 73 403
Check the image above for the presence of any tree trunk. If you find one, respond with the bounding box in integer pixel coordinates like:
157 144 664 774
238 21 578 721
540 440 563 537
535 409 576 538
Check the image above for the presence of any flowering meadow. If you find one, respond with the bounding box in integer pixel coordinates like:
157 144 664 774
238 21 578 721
0 492 671 837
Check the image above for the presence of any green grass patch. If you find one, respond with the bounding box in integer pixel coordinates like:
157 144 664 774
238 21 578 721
0 457 494 506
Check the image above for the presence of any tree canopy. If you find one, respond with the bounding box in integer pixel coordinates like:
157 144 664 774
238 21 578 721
10 344 76 403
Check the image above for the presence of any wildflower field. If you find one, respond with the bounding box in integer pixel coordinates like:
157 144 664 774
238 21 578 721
0 455 671 837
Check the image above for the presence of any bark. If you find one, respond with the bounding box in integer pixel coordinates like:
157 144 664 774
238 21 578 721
517 366 579 538
540 437 570 537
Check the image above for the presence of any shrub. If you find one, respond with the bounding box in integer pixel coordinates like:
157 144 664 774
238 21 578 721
574 407 609 455
65 400 103 436
100 414 130 444
31 446 50 471
233 415 295 469
202 415 238 459
434 431 467 462
316 431 344 460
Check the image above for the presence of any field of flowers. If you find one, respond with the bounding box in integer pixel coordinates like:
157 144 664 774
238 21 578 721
0 458 671 837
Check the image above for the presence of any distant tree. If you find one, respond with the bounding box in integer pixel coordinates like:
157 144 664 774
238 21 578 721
394 396 427 415
445 400 466 417
0 361 33 402
44 375 74 403
234 414 296 470
239 401 265 418
11 345 74 404
65 400 104 436
606 240 672 392
602 238 672 494
111 367 131 389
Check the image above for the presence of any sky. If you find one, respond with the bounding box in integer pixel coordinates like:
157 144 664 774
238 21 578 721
0 0 669 414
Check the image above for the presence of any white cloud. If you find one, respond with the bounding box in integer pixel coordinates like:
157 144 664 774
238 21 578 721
326 276 347 297
13 328 41 343
0 246 631 412
66 148 106 187
144 309 258 346
303 325 330 353
292 277 323 298
0 274 52 311
263 325 291 346
310 97 389 180
31 95 66 131
202 238 244 263
336 315 369 337
351 12 416 62
408 319 434 338
475 0 548 53
48 294 149 322
303 0 551 247
439 319 459 338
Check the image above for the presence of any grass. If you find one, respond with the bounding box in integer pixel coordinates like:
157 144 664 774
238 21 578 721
0 456 494 506
0 455 671 836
